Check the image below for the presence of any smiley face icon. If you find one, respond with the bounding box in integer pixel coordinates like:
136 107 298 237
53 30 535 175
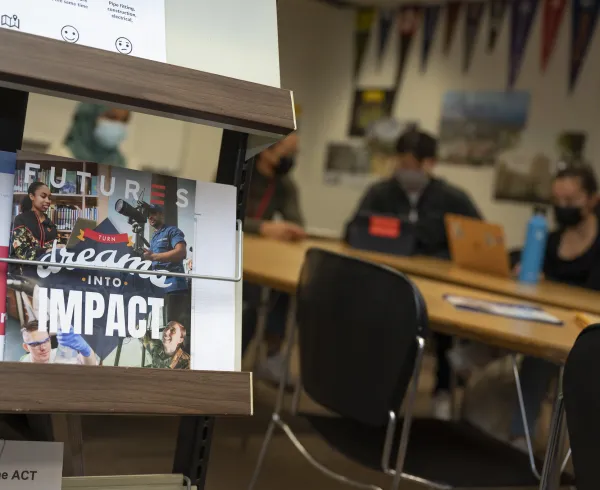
115 37 133 55
61 25 79 43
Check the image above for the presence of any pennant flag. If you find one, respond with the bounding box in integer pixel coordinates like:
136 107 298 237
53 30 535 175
421 4 442 71
464 2 486 72
508 0 539 88
541 0 567 71
570 0 600 92
488 0 508 52
377 9 394 65
444 1 463 54
354 8 375 77
395 5 421 90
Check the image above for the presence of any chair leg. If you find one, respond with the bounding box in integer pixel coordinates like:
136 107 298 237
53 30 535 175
275 415 383 490
247 416 278 490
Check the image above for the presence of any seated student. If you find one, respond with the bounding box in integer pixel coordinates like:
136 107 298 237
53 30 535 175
346 128 481 419
510 165 600 449
243 132 305 384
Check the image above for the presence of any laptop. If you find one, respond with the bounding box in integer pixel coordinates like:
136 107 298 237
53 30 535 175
445 214 511 278
346 212 416 256
66 218 98 249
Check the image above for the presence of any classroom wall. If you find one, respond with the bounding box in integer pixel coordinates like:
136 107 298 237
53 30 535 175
23 0 600 247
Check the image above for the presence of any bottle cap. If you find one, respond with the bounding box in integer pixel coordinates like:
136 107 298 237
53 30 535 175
533 205 547 216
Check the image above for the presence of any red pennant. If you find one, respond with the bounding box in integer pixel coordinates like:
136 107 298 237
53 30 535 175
444 1 463 54
541 0 567 71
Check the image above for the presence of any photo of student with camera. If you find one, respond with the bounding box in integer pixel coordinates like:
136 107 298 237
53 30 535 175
11 181 61 261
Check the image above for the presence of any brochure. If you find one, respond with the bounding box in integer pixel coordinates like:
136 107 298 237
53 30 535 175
444 294 563 325
2 153 237 371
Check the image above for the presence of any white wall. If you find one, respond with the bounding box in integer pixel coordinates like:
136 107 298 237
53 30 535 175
24 0 600 247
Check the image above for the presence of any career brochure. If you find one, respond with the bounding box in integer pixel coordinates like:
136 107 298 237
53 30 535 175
0 152 238 371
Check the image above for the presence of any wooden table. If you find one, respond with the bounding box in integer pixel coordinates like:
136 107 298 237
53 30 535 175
280 238 600 315
244 236 582 363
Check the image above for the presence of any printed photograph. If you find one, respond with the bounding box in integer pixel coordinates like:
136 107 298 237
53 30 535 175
348 89 396 137
323 142 372 187
4 154 196 369
493 131 587 203
439 91 531 166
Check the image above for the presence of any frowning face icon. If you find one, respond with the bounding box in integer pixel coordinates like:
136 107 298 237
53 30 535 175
115 37 133 54
61 25 79 43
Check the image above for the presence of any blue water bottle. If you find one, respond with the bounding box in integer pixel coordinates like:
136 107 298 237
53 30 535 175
519 206 548 285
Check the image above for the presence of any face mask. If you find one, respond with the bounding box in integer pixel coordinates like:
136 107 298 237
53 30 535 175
275 156 295 176
553 205 584 228
395 168 429 192
94 119 127 149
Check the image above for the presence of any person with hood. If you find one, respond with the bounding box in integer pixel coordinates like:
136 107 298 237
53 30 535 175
345 128 482 420
243 132 305 386
48 103 131 167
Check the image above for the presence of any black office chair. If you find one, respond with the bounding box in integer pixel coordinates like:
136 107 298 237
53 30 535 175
564 324 600 490
248 248 572 489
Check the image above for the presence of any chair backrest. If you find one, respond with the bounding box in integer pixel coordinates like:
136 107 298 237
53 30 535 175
295 248 428 427
564 324 600 490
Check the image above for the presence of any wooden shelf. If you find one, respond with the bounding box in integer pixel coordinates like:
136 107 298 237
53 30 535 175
0 29 295 138
0 362 252 416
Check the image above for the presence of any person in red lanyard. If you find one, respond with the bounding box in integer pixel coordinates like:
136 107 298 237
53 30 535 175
243 132 305 387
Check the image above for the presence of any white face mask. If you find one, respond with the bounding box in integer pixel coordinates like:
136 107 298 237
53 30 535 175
94 119 128 149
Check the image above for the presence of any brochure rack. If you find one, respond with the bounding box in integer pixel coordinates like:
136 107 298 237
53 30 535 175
0 28 295 489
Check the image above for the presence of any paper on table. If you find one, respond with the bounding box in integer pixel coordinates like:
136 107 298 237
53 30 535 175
0 0 166 62
444 294 564 325
575 312 600 330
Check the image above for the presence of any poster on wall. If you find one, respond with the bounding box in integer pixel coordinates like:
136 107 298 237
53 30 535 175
493 131 587 203
326 118 417 187
438 91 531 167
0 0 167 62
348 89 395 137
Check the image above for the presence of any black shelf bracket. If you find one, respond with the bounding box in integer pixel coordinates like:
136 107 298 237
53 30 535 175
173 129 254 489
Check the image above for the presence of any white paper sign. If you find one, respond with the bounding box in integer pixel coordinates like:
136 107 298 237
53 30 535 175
0 0 166 62
0 440 63 489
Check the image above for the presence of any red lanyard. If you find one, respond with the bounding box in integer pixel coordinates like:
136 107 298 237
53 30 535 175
254 181 276 219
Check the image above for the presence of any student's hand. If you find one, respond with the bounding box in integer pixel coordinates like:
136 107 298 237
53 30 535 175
57 328 92 357
260 221 306 242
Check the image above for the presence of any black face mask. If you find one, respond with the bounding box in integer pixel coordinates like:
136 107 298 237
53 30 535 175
275 156 295 176
553 205 584 228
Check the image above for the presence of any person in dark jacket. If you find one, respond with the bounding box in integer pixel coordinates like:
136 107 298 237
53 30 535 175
346 128 482 419
243 132 305 386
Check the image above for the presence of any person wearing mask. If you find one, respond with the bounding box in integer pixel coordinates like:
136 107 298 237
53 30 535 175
243 132 305 386
510 165 600 450
48 103 131 167
11 182 60 261
346 128 482 419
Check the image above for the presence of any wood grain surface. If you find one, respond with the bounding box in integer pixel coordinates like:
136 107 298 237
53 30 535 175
243 236 583 362
0 362 252 415
331 243 600 315
0 29 295 137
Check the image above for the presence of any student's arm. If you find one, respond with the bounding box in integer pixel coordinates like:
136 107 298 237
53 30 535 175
451 189 483 219
279 178 305 227
343 184 383 242
11 225 48 260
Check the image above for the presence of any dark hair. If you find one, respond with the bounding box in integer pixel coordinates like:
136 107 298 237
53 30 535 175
395 128 438 161
21 320 39 334
21 181 49 212
554 165 598 195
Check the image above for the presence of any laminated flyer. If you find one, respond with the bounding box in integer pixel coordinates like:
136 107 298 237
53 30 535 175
0 0 166 62
1 153 237 371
